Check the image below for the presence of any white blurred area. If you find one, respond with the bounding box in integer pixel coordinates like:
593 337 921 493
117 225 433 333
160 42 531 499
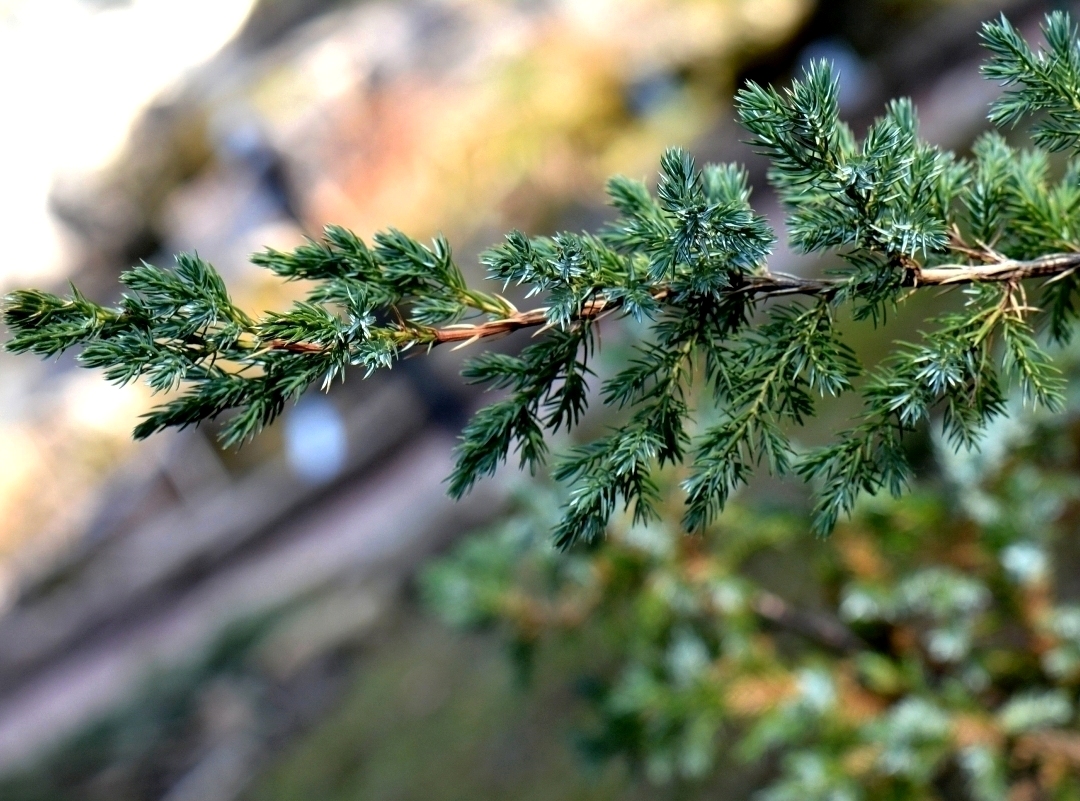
0 0 259 606
0 0 258 283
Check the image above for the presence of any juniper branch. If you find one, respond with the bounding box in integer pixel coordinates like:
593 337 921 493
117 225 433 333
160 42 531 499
9 12 1080 545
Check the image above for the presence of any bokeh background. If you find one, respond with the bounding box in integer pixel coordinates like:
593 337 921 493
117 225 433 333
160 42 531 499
0 1 1066 798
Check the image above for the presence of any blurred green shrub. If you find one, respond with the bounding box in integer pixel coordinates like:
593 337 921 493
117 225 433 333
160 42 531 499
425 341 1080 798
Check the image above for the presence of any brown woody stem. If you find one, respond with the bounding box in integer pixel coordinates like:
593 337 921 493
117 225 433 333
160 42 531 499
266 252 1080 355
753 591 867 653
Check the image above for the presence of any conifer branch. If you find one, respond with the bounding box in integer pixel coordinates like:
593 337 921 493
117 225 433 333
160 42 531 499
8 12 1080 545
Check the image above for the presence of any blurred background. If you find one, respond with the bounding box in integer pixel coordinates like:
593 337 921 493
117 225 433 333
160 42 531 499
0 0 1068 798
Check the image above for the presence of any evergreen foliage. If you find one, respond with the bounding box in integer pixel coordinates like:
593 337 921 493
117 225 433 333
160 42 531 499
9 13 1080 545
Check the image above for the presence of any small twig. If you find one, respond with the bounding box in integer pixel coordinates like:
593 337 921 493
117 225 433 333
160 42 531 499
431 297 610 344
267 339 326 354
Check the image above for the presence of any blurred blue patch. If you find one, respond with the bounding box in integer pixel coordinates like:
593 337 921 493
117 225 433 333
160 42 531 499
285 395 348 484
625 71 682 118
799 38 872 113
